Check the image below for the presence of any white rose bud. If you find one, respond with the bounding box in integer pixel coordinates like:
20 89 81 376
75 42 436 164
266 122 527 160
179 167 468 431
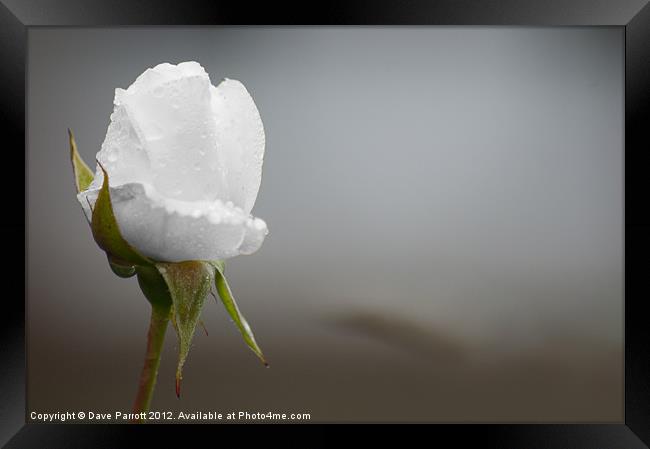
77 61 268 262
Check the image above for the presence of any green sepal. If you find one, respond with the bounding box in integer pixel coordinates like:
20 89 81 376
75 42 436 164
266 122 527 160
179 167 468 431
68 129 94 193
136 265 173 309
91 164 153 267
211 262 268 367
156 261 213 397
108 255 136 278
109 260 136 278
209 260 225 274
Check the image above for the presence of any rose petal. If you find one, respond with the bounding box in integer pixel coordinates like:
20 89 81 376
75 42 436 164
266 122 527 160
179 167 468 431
105 62 230 203
119 61 207 100
88 103 151 191
211 78 265 214
238 216 268 255
78 182 268 262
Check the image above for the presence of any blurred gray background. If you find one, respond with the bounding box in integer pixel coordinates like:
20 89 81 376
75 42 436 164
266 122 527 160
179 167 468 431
27 27 623 422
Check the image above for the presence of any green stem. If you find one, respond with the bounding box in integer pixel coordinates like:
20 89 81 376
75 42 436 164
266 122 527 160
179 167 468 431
132 303 170 422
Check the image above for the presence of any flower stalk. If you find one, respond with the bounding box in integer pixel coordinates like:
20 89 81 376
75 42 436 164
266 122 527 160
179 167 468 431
132 302 171 421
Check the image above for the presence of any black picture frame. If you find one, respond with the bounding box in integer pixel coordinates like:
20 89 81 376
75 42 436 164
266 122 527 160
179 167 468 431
5 0 650 446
